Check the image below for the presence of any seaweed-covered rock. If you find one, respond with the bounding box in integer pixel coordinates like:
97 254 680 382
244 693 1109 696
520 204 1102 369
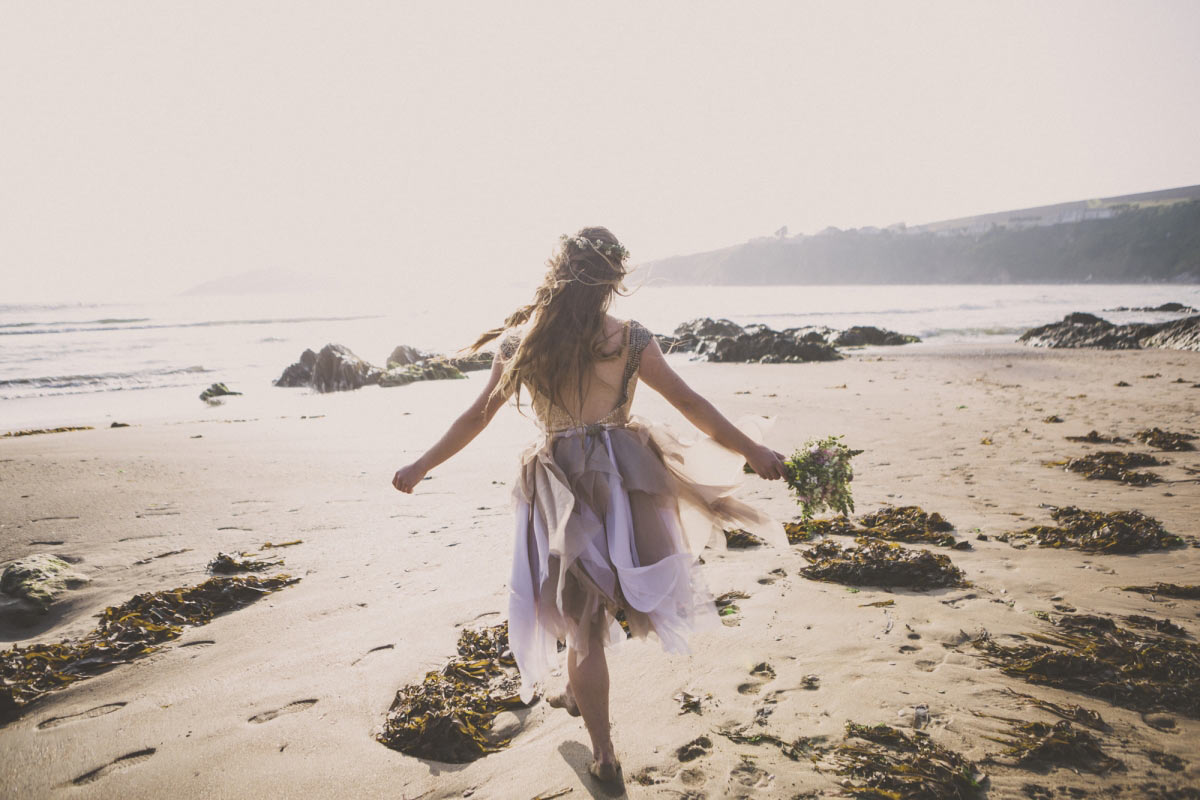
974 613 1200 718
445 352 494 373
312 344 383 392
1001 506 1184 554
0 554 89 616
199 382 242 403
386 344 434 368
379 360 466 388
799 538 967 590
704 324 842 363
274 348 318 387
1020 313 1200 351
657 317 919 361
833 326 921 347
1105 302 1197 313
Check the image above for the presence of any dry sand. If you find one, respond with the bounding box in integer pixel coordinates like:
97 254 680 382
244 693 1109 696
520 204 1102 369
1 341 1198 799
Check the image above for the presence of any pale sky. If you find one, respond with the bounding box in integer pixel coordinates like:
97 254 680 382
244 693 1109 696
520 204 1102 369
3 1 1199 302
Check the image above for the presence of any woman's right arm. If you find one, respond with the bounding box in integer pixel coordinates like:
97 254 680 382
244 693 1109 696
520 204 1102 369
638 337 788 480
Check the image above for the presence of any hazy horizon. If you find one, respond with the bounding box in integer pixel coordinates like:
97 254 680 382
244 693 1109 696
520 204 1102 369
4 1 1200 303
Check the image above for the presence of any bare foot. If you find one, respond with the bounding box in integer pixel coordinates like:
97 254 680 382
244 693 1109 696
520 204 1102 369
588 758 623 790
546 688 581 717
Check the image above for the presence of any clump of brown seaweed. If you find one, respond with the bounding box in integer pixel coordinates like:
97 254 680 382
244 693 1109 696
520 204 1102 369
974 613 1200 718
985 719 1123 774
1064 431 1129 444
1134 428 1197 451
1004 688 1109 731
859 506 960 547
207 552 280 573
793 506 963 548
1121 583 1200 600
998 506 1184 554
1061 451 1167 485
377 622 527 763
832 721 984 799
723 528 765 548
1 426 94 438
0 573 299 723
800 538 967 590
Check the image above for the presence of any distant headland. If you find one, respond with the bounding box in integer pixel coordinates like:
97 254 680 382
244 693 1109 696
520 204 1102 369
644 184 1200 285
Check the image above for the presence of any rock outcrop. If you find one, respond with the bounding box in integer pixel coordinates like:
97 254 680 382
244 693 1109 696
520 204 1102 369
276 344 494 392
1103 302 1197 313
1019 313 1200 351
1 554 90 626
657 318 920 363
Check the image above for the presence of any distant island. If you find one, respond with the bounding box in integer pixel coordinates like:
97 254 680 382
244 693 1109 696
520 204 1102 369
644 185 1200 285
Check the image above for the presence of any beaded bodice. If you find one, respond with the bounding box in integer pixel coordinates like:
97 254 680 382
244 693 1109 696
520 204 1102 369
499 319 654 436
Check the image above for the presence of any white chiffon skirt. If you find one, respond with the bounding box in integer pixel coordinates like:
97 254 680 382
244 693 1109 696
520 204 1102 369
506 414 784 703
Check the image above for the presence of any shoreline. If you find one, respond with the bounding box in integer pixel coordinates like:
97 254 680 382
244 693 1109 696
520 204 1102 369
2 341 1198 798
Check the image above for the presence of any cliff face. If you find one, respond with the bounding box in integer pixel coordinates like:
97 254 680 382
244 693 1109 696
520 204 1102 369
645 200 1200 285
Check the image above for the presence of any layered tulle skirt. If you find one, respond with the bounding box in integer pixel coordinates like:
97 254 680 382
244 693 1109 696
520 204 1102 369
507 414 784 703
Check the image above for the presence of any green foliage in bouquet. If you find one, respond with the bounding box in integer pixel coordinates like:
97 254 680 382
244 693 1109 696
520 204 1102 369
784 435 864 523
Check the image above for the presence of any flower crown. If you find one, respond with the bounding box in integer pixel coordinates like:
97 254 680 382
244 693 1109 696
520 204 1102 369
560 233 630 261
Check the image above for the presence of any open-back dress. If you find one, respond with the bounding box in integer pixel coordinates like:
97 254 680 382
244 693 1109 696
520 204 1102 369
499 319 784 703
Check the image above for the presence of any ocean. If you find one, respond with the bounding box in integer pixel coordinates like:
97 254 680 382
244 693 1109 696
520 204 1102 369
3 283 1198 431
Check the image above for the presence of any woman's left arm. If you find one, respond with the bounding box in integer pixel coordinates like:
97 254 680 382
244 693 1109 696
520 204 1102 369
391 355 510 493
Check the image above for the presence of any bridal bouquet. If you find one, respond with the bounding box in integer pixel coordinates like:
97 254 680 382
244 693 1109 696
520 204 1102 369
783 435 864 523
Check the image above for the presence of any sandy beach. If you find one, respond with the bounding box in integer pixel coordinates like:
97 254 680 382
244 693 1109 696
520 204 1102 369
2 341 1198 799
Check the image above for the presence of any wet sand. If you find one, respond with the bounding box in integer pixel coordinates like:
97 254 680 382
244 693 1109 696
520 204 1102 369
1 341 1198 798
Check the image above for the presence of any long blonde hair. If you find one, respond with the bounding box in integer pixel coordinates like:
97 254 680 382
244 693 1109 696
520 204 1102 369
465 226 631 418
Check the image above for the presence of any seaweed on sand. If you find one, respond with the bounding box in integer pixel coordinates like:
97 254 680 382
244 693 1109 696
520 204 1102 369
723 528 766 548
1061 451 1167 485
207 552 280 573
800 538 967 590
1 426 93 438
973 614 1200 718
985 719 1123 774
718 726 826 761
1121 583 1200 600
1134 428 1197 452
832 722 985 799
859 506 959 547
1064 431 1129 444
1000 506 1184 554
377 622 528 763
792 507 963 548
1004 688 1109 731
0 573 299 723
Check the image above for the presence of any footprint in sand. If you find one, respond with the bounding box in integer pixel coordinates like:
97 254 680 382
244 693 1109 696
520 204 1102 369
676 735 713 762
38 702 127 730
248 699 318 724
729 758 772 790
350 644 395 666
679 767 706 787
757 568 788 585
738 662 776 694
71 748 156 785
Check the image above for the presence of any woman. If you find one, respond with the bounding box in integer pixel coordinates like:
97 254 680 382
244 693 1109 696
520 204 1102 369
391 227 787 787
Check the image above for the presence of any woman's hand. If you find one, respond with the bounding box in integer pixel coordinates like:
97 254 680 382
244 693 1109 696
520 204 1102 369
392 462 427 493
744 444 789 481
